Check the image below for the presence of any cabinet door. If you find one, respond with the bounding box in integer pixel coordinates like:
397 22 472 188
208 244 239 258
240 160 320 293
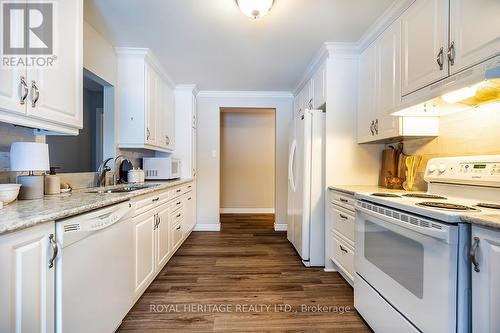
375 20 402 139
357 45 377 143
312 63 326 109
449 0 500 74
27 0 83 129
471 226 500 333
166 85 175 150
145 64 158 146
401 0 448 95
0 70 27 115
0 222 55 333
155 204 171 270
156 79 168 149
133 212 156 296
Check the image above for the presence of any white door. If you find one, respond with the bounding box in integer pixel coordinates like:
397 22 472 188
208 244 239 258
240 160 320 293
471 226 500 333
0 222 56 333
357 45 377 143
155 203 171 270
27 0 83 129
145 64 158 146
375 19 402 139
133 211 156 296
287 125 296 243
401 0 449 95
449 0 500 74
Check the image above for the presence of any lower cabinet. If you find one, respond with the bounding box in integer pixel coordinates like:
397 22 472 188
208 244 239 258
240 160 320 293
0 222 56 333
133 211 156 297
155 202 171 273
471 225 500 333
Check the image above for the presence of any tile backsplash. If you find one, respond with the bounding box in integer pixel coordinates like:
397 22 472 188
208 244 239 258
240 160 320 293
402 102 500 190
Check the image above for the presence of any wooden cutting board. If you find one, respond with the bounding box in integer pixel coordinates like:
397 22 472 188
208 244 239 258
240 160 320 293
379 147 398 186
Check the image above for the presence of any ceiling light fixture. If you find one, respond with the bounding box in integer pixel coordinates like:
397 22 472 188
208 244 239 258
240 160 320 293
236 0 275 19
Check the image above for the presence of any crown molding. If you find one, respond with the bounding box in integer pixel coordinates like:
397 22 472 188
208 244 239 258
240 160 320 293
175 84 198 95
196 90 294 99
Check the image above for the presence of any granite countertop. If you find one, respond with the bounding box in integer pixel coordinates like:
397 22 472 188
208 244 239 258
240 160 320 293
328 185 409 196
328 184 500 230
0 179 193 236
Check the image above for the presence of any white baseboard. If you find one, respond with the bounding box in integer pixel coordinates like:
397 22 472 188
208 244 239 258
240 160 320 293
274 223 287 231
220 208 275 214
193 223 221 232
323 268 338 273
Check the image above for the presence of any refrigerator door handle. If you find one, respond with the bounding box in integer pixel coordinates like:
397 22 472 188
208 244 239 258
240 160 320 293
288 140 297 193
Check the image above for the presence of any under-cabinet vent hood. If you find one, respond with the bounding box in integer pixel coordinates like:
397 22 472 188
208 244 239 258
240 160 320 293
394 55 500 117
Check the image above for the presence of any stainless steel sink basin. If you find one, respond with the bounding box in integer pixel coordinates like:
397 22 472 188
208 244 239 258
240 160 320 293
87 184 156 194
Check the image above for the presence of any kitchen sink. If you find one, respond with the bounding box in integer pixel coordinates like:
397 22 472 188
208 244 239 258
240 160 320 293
87 184 157 194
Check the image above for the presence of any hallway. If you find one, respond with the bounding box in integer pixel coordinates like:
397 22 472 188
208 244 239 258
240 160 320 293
118 215 370 332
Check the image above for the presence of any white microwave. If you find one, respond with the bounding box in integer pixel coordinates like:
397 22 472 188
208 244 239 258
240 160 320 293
142 157 181 180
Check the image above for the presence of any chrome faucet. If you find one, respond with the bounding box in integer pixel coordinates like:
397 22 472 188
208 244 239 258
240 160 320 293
97 157 113 187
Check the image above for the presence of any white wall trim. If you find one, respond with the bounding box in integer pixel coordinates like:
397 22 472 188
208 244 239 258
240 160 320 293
197 91 294 99
274 223 287 231
175 84 198 94
193 223 221 232
220 208 275 214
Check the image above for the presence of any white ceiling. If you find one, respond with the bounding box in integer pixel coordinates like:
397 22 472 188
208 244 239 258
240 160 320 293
84 0 395 91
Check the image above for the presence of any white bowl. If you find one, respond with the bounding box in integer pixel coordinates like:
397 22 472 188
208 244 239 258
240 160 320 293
0 184 22 205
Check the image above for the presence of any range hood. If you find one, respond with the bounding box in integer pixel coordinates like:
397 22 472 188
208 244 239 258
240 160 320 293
393 55 500 117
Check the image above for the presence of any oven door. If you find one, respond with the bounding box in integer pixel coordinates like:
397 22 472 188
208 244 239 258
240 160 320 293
356 201 459 333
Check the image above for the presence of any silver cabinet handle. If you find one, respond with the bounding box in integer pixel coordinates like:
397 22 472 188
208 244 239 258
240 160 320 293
157 216 161 227
370 121 375 136
176 225 181 230
339 245 348 254
470 236 480 273
146 128 151 140
447 41 455 66
374 119 379 135
48 234 58 269
19 76 28 105
436 47 444 70
339 214 349 220
165 135 170 145
31 80 40 108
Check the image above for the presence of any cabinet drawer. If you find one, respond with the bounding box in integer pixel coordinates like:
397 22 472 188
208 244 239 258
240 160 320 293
329 190 355 211
330 205 355 245
172 221 183 249
331 232 355 282
133 190 169 215
170 197 184 213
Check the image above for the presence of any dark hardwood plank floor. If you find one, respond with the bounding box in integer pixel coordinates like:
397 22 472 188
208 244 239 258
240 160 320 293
118 214 371 332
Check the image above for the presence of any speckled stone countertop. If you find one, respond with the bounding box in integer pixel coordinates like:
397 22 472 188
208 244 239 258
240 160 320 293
328 184 500 230
0 179 193 236
328 185 409 196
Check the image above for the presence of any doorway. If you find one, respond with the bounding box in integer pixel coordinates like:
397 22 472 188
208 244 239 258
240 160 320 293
219 108 276 227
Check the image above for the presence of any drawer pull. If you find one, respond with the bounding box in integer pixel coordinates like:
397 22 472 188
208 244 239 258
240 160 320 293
176 201 181 205
339 214 349 220
176 189 182 193
176 225 181 230
188 185 192 188
176 213 181 218
152 197 159 202
339 198 348 203
188 197 192 200
339 245 348 254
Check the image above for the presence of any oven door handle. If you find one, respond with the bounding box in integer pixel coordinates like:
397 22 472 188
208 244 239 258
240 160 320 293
356 205 454 243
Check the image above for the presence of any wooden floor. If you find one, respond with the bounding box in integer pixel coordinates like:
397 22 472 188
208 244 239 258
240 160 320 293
118 214 371 332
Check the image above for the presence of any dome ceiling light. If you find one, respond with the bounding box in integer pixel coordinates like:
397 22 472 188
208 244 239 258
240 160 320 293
236 0 275 19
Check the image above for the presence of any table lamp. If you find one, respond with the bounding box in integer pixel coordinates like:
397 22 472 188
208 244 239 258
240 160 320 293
10 142 50 200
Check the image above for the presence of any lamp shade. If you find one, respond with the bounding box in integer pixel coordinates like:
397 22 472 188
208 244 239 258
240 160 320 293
10 142 50 172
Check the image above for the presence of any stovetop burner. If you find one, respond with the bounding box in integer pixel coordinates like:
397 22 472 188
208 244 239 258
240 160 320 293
476 203 500 210
371 193 401 198
403 194 448 200
417 202 480 211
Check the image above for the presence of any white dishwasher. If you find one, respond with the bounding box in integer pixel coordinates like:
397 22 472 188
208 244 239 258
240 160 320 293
55 202 135 333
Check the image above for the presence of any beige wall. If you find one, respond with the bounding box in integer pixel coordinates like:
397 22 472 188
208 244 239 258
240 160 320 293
403 102 500 190
220 109 275 211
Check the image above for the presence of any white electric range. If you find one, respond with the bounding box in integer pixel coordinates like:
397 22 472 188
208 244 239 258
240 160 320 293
354 155 500 333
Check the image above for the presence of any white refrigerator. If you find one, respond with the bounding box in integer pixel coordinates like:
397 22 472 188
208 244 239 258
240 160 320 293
287 109 325 267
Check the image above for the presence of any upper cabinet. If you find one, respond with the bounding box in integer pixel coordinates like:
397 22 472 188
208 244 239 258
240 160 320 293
401 0 449 95
117 48 175 152
0 0 83 135
312 62 327 109
449 0 500 74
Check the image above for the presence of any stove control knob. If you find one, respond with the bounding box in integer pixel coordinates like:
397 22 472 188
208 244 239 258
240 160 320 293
439 164 447 173
428 164 436 173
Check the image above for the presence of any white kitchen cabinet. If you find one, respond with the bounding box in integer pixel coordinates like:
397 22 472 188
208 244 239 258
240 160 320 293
401 0 449 95
312 62 327 109
155 203 171 270
471 225 500 333
133 211 156 296
174 86 196 178
357 43 377 142
117 48 175 153
0 0 82 135
0 222 56 333
449 0 500 74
